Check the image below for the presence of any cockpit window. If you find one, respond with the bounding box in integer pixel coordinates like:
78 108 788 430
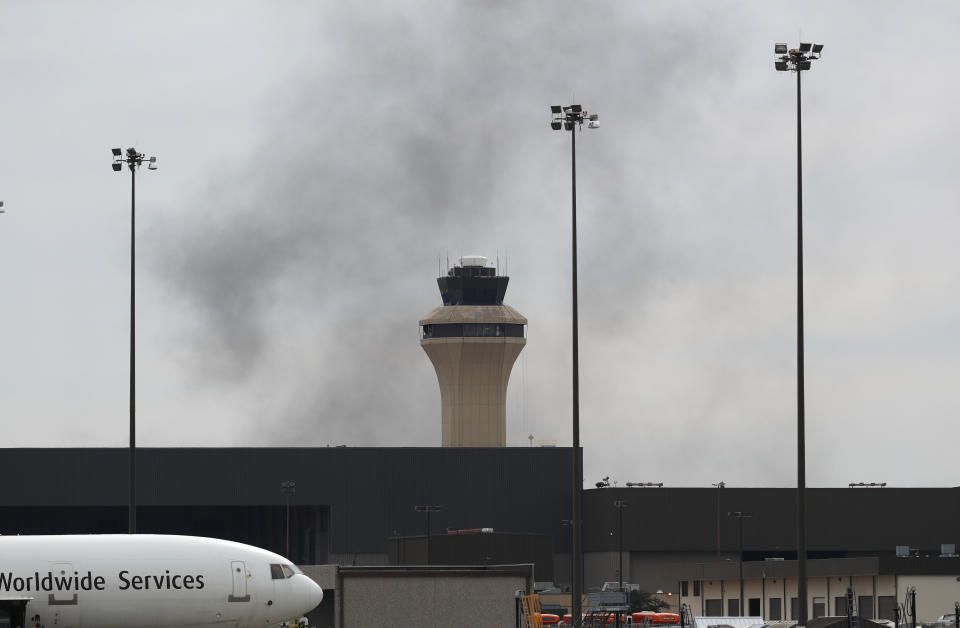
271 563 300 579
289 564 303 575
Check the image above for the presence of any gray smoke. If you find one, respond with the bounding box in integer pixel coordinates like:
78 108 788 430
150 3 737 450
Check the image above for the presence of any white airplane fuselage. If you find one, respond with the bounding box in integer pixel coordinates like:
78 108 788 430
0 534 323 628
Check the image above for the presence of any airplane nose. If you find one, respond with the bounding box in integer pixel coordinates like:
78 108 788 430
307 577 324 609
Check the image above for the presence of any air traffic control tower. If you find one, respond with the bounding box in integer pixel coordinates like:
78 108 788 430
420 256 526 447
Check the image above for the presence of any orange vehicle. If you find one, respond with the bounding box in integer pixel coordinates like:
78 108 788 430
632 612 680 625
539 614 560 625
654 613 681 624
562 612 630 625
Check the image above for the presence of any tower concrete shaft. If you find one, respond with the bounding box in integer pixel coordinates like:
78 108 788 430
420 257 526 447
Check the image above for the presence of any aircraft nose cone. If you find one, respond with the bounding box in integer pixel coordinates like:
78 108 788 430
307 578 324 609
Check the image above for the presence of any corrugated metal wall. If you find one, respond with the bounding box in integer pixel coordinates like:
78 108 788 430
582 486 960 553
0 447 574 556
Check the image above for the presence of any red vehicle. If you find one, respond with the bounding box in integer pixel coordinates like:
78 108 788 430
632 612 680 625
562 612 631 625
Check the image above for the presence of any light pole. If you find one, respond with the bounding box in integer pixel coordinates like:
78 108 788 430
111 147 157 534
774 42 823 628
614 500 628 628
698 563 705 616
414 505 442 565
561 519 574 593
550 102 599 627
908 586 917 628
728 511 752 616
281 480 296 558
712 482 725 563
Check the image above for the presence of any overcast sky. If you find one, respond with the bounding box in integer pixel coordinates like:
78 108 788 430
2 1 958 488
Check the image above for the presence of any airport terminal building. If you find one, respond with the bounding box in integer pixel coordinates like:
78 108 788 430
4 448 960 622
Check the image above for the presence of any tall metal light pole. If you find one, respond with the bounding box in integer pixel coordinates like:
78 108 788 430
550 103 599 627
774 42 823 627
111 147 157 534
728 511 752 616
614 500 628 591
614 500 628 628
908 586 917 628
712 482 725 563
281 480 296 558
561 519 574 592
414 505 442 565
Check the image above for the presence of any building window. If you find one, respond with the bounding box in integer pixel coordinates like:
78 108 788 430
681 581 689 596
769 598 782 620
749 599 761 616
791 597 799 620
422 323 525 339
813 597 826 619
693 580 701 596
728 599 740 616
705 599 722 616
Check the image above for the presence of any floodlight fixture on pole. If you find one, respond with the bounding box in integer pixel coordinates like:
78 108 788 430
281 481 297 558
550 102 599 628
110 146 158 535
774 42 823 73
773 40 823 628
414 505 442 565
